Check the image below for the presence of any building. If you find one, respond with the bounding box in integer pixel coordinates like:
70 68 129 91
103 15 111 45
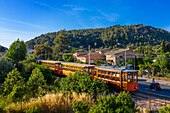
106 49 143 65
95 48 111 55
73 52 105 63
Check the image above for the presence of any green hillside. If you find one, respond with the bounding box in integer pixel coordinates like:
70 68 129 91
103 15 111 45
0 45 8 52
26 24 170 49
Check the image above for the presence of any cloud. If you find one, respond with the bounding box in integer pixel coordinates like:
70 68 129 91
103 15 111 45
0 17 44 28
0 27 39 48
0 27 37 35
64 5 88 11
91 9 119 22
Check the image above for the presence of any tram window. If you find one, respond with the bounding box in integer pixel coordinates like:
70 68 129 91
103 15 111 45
98 70 101 73
112 73 115 76
108 72 111 75
116 77 119 81
116 72 119 77
109 76 112 79
105 71 107 74
98 74 101 77
84 68 88 72
124 75 127 81
128 75 133 83
101 75 104 78
134 75 137 82
89 68 92 73
102 71 104 74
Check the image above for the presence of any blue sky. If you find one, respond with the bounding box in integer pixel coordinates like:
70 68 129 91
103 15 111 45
0 0 170 48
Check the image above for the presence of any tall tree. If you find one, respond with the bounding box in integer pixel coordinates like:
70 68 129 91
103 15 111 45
27 68 46 96
5 39 27 62
53 30 70 58
0 57 14 83
33 45 53 59
2 68 25 96
161 40 165 54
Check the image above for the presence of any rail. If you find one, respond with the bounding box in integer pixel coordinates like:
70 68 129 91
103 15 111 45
132 90 170 106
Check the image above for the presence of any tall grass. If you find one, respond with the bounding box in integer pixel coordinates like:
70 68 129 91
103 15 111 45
4 92 95 113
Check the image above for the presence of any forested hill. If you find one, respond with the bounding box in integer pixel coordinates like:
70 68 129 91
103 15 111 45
26 24 170 49
0 45 8 52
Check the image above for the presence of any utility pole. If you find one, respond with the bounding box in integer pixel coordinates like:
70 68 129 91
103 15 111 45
88 45 90 65
125 50 126 66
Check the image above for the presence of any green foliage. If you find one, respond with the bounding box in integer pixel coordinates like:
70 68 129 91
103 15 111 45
8 85 26 102
26 24 170 50
27 68 46 96
33 45 53 59
1 68 25 96
66 56 74 62
59 71 109 96
116 91 136 112
0 57 14 82
89 95 116 113
72 101 89 113
161 40 165 54
53 30 70 58
0 45 8 52
158 105 170 113
62 53 74 61
153 52 170 75
5 39 27 62
24 107 40 113
89 91 136 113
22 62 54 83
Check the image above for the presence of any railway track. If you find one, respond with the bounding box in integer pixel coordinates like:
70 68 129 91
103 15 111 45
131 90 170 106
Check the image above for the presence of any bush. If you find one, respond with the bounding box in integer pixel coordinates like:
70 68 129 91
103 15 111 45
116 91 136 113
158 105 170 113
89 95 116 113
59 71 109 97
72 101 89 113
22 62 55 84
0 57 14 83
89 92 136 113
24 107 39 113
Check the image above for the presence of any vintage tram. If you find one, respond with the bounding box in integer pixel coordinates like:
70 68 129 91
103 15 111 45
35 60 138 91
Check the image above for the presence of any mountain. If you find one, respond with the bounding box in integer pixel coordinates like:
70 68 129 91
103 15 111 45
26 24 170 49
0 45 8 52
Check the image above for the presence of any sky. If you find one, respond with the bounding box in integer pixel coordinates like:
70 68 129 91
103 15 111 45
0 0 170 48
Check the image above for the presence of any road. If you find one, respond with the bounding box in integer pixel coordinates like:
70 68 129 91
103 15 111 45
138 78 170 97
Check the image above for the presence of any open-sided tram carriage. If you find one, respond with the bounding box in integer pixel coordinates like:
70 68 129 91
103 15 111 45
35 60 138 91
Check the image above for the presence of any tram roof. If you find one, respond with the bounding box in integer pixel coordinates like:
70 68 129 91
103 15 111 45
36 60 62 63
95 66 138 72
61 62 95 67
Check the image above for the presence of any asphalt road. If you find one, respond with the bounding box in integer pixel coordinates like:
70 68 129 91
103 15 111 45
138 78 170 97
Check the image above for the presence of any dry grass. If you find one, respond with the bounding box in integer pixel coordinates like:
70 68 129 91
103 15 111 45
4 92 95 113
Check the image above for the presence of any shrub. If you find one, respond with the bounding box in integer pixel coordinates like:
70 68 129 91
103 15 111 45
0 57 14 83
89 95 116 113
116 91 136 113
72 101 89 113
158 105 170 113
89 92 136 113
59 71 109 97
24 107 39 113
22 62 55 83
